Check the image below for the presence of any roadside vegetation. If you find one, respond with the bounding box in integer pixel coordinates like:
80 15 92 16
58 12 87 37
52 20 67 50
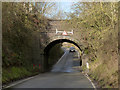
65 2 118 88
2 2 63 84
2 2 46 84
2 2 119 88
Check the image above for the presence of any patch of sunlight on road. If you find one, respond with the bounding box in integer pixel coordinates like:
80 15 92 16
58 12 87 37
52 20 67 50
51 51 80 73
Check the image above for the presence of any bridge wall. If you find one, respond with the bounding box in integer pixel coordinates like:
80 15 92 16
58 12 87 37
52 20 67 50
31 20 88 71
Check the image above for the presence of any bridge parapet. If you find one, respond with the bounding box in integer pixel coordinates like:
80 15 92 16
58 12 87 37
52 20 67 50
39 20 88 54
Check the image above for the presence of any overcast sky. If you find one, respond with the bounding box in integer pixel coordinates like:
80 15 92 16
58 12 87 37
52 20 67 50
43 2 77 19
46 2 75 19
56 2 74 13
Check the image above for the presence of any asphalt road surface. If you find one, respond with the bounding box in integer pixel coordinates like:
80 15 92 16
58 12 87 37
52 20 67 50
7 50 94 88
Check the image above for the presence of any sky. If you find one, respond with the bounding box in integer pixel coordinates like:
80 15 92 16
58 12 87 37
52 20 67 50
56 2 74 13
45 2 75 19
43 2 77 19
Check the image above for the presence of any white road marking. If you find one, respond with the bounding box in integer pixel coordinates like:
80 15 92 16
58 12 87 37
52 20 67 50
3 51 96 89
3 52 68 89
56 51 67 64
85 74 96 89
2 74 40 89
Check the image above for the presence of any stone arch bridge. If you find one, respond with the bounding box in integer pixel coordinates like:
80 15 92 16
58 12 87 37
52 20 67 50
41 20 87 53
32 20 88 72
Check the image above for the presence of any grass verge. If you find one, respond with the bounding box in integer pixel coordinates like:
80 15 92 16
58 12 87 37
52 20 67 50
2 66 41 85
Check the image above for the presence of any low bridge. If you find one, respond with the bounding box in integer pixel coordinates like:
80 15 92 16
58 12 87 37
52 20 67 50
31 20 88 72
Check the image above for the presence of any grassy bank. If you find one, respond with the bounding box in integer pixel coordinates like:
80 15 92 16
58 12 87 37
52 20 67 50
89 60 118 88
2 2 50 85
2 66 40 84
64 2 118 88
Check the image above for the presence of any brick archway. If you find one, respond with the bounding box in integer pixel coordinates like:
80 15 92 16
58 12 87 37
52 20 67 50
44 36 84 54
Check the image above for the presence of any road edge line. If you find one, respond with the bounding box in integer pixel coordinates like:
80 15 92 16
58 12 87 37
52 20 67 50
85 74 96 89
3 52 67 89
2 74 40 89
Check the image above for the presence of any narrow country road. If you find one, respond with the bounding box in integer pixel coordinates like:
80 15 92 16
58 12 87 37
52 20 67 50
7 50 94 88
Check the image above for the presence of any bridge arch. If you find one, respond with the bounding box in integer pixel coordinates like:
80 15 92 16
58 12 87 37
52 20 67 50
43 36 85 71
44 36 84 54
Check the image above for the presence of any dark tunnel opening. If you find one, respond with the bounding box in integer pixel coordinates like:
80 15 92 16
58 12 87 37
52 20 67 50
44 39 82 54
43 39 83 71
